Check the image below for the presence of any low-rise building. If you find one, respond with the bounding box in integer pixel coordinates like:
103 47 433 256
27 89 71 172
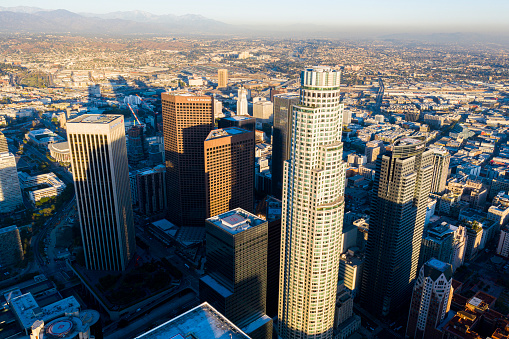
18 172 66 203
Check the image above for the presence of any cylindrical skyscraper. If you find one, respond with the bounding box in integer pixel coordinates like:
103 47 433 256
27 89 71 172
279 67 345 339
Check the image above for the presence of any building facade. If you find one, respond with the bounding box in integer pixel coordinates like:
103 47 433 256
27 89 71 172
237 88 249 116
218 69 228 88
271 93 299 199
204 127 254 218
127 125 145 165
279 67 345 339
406 259 453 339
162 93 214 226
360 137 434 316
496 227 509 258
67 114 135 271
0 152 23 213
0 225 23 267
430 148 450 194
199 208 272 339
137 165 167 216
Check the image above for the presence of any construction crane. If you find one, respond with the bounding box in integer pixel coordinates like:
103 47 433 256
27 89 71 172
126 103 142 126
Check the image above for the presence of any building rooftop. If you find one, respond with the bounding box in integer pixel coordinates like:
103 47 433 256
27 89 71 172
207 208 265 235
135 302 251 339
68 114 121 124
9 293 80 330
0 225 18 235
224 115 254 121
206 127 251 140
48 141 69 153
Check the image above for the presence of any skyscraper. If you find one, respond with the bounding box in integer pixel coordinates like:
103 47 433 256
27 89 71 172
0 152 23 213
67 114 135 271
137 165 167 216
430 147 450 194
162 93 214 226
0 131 9 153
279 67 345 339
237 88 248 116
360 137 433 316
271 93 299 198
199 208 272 339
218 69 228 88
406 259 453 339
204 127 254 218
127 125 145 165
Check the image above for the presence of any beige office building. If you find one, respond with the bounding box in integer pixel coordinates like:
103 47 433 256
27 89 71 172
218 69 228 88
67 114 135 271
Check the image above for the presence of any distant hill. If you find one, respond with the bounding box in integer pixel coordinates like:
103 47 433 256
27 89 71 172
0 7 230 35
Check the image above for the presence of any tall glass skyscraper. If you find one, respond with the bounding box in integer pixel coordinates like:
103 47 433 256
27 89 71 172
278 67 345 339
360 137 433 316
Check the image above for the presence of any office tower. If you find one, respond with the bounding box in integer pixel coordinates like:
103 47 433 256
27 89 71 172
67 114 135 271
218 69 228 88
204 127 254 218
279 67 345 339
360 137 433 316
420 222 466 273
0 226 23 267
270 87 287 102
430 147 450 194
364 140 384 163
334 284 361 339
218 115 256 132
127 125 145 165
0 131 8 153
338 249 364 297
271 93 299 199
0 152 23 213
199 208 272 339
253 100 274 124
237 88 248 116
497 226 509 258
137 164 167 216
162 93 214 226
406 259 453 339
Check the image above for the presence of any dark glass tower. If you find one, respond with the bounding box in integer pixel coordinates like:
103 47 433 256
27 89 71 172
199 208 272 339
360 137 433 316
271 93 299 199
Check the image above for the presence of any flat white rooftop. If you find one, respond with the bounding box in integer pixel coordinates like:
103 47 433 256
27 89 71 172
207 208 265 235
68 114 121 124
135 302 251 339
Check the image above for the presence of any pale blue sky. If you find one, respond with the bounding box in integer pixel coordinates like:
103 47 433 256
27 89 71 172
2 0 509 30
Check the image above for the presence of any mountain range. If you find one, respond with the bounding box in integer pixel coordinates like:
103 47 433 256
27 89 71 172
0 6 508 44
0 6 230 35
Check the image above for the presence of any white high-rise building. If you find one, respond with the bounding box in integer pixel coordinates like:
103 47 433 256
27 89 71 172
67 114 135 271
0 152 23 213
237 88 248 116
279 67 345 339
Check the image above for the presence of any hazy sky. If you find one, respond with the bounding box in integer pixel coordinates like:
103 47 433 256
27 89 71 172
2 0 509 30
